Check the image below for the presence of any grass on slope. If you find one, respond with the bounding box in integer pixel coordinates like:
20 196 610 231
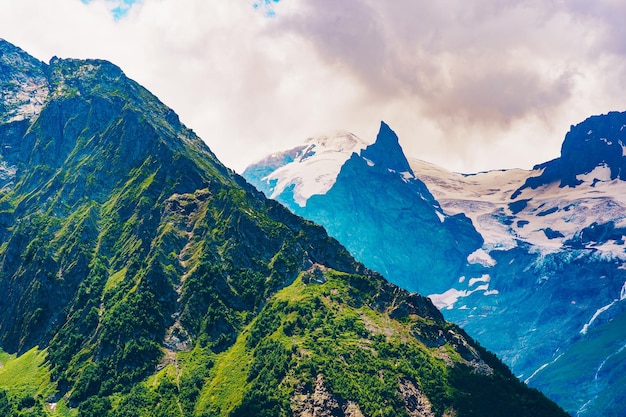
195 269 452 417
0 346 75 416
0 347 54 400
195 331 253 415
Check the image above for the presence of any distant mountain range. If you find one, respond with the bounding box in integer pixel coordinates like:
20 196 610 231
244 113 626 417
0 39 567 416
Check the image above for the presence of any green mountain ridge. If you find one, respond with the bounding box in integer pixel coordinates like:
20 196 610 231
0 39 567 416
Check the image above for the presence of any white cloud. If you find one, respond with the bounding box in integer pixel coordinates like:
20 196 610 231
1 0 625 173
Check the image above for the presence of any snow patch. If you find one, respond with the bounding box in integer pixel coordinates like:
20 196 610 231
580 301 617 335
576 164 612 183
413 155 626 260
400 171 415 183
467 248 496 267
428 281 494 310
469 274 490 287
263 132 369 206
472 284 490 293
429 288 468 310
621 281 626 301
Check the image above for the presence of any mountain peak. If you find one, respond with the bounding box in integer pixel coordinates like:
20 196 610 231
559 110 626 185
513 111 626 197
303 130 367 154
243 131 368 207
47 57 125 98
360 121 413 174
0 38 21 52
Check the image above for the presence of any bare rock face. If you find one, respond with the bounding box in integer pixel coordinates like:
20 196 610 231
0 40 49 124
292 374 365 417
343 401 365 417
398 378 435 417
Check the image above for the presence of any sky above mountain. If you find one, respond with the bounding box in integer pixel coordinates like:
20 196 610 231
1 0 626 173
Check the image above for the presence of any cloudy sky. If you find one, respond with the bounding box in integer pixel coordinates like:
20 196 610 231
1 0 625 173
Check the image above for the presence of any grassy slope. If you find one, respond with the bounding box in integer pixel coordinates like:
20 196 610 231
193 269 567 417
0 347 75 416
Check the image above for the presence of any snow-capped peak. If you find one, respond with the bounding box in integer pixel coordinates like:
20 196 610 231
262 131 369 206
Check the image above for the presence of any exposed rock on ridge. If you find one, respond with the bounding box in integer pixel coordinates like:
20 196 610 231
514 110 626 196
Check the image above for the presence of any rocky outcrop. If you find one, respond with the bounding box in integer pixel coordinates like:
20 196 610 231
292 374 365 417
398 378 435 417
513 111 626 196
0 40 49 124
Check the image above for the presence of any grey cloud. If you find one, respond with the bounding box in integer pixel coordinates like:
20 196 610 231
276 0 391 91
274 0 585 143
565 1 626 57
424 64 576 130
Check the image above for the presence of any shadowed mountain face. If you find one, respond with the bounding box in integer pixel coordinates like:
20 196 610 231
513 111 626 195
0 39 567 416
245 112 626 417
245 122 484 295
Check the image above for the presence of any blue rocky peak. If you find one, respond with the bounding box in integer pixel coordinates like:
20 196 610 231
0 38 23 53
513 111 626 196
360 121 414 175
559 111 626 185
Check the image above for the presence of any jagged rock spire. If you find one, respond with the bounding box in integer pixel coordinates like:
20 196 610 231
360 121 414 175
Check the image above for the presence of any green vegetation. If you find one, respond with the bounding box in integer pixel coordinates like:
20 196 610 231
0 347 74 416
0 43 568 417
190 270 565 417
0 348 53 400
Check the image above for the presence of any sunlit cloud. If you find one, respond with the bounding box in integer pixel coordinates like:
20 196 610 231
1 0 626 173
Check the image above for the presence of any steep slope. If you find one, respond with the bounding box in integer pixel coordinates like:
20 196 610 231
0 40 567 416
245 113 626 417
245 122 483 294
